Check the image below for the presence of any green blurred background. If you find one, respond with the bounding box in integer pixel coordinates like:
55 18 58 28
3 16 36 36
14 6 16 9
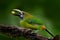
0 0 60 40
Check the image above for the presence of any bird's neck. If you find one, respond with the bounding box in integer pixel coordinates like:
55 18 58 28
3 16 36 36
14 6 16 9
24 13 34 19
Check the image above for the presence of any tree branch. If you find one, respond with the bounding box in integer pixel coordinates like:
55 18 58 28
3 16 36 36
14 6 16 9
0 24 59 40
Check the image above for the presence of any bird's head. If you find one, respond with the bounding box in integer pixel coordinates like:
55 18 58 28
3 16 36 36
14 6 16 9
11 9 24 19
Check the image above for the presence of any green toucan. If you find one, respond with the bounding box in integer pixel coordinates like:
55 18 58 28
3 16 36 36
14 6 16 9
11 9 54 37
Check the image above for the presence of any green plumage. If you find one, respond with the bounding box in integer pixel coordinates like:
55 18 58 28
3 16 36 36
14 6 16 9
20 16 43 30
11 9 54 37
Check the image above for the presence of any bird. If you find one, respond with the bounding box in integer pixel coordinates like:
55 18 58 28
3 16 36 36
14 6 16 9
11 9 54 37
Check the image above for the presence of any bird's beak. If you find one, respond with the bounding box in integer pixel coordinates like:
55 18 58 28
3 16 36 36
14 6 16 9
11 9 23 16
11 10 17 15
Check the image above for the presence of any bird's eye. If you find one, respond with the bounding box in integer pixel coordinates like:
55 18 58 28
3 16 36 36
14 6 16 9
20 14 24 17
20 14 24 19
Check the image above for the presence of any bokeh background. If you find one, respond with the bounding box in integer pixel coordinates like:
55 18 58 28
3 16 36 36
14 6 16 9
0 0 60 40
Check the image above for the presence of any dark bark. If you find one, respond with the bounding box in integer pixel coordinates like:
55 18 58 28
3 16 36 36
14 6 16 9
0 24 60 40
53 35 60 40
